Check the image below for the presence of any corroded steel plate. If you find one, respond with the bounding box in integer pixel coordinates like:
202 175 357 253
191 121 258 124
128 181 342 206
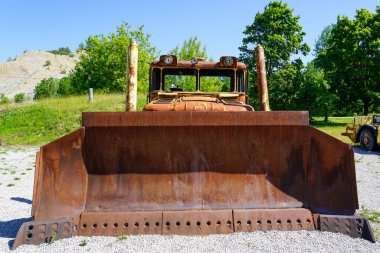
13 218 73 249
233 208 314 232
162 210 233 235
79 211 162 236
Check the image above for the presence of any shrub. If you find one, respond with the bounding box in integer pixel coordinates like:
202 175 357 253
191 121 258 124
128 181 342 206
0 93 10 104
57 77 74 96
49 47 72 56
34 78 59 100
44 60 51 67
14 93 26 103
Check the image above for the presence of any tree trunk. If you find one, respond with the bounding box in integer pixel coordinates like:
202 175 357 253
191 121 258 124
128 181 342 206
363 100 369 116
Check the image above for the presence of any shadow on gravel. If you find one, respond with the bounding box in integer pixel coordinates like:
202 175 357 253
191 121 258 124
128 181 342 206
0 217 32 250
353 146 380 156
10 197 32 205
0 217 32 238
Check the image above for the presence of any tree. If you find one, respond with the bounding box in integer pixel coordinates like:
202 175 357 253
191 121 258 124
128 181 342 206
313 25 334 56
239 1 309 76
168 36 229 92
296 62 335 120
70 22 158 93
169 36 207 61
239 1 310 109
315 7 380 115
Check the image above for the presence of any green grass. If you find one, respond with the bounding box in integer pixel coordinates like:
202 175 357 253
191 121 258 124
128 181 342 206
310 117 354 144
0 93 355 145
0 93 146 145
360 207 380 223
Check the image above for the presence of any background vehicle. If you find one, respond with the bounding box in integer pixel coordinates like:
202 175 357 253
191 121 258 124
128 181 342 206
13 45 375 249
342 115 380 151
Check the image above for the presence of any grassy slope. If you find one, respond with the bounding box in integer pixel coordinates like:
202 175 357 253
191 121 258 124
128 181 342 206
310 117 354 144
0 93 146 145
1 94 354 145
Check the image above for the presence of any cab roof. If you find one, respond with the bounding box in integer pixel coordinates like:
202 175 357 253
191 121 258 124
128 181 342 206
150 55 247 70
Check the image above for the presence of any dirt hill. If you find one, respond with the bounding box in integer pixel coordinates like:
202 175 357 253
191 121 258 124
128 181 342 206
0 51 79 99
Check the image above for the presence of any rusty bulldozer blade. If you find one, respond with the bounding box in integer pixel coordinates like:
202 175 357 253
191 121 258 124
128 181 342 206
13 111 375 249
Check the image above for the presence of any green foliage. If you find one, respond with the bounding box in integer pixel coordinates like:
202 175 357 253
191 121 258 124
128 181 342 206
118 234 128 240
239 1 309 76
34 77 76 100
360 207 380 223
14 93 26 103
79 239 87 246
0 94 10 105
44 60 51 67
34 78 59 100
48 47 72 55
47 231 57 244
313 25 334 56
239 1 310 110
70 22 158 93
168 36 229 92
294 62 336 119
169 36 208 61
315 7 380 115
57 77 74 96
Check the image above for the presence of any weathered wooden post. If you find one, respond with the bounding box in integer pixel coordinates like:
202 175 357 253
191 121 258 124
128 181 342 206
126 41 138 111
255 44 270 111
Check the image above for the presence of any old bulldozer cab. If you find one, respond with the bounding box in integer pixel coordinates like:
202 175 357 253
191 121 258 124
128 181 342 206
13 46 375 249
147 55 248 102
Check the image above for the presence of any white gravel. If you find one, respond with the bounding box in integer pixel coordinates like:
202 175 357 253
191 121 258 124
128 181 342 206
0 146 379 253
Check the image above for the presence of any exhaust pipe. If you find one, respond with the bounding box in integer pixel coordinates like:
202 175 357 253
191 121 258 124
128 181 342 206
126 40 138 111
255 45 270 111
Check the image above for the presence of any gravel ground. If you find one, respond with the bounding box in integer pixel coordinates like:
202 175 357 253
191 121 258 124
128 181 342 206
0 146 379 253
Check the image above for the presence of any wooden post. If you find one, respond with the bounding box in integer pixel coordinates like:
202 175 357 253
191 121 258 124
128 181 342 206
126 41 138 111
255 45 270 111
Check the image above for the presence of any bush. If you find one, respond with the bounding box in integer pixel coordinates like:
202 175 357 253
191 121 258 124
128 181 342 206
48 47 72 56
57 77 74 96
34 77 76 100
14 93 26 103
0 93 10 104
44 60 51 67
34 78 59 100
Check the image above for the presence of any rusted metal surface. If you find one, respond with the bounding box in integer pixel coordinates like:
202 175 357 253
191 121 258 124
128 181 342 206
162 210 234 235
143 97 253 111
79 211 162 236
82 111 309 127
126 41 138 111
32 129 87 221
318 214 375 242
255 45 270 111
13 218 73 249
233 208 314 232
15 111 376 246
30 111 358 221
151 58 247 70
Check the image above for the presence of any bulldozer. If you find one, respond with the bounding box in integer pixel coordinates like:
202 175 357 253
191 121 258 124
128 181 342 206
13 45 375 249
342 115 380 151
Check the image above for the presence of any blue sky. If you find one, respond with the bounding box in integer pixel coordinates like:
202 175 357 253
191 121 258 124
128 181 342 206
0 0 378 63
